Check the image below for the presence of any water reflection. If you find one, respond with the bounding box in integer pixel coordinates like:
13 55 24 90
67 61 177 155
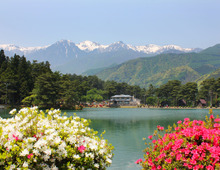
0 109 12 118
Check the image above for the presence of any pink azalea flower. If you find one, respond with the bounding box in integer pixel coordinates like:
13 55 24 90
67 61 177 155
148 135 153 139
78 145 86 153
214 118 220 122
160 126 164 130
184 118 190 122
27 153 33 159
135 158 142 164
188 164 193 169
177 120 182 124
157 165 162 169
175 127 180 131
210 115 214 119
157 125 164 131
176 154 182 160
12 134 19 141
165 158 172 164
206 165 214 170
190 159 197 165
152 140 157 143
214 123 220 128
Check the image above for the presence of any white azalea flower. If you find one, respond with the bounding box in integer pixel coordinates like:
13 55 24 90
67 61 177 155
85 153 94 159
9 164 16 170
106 158 112 164
51 164 59 170
0 107 113 169
20 149 29 156
43 155 50 161
94 163 99 168
44 149 52 156
9 109 16 115
73 154 80 159
99 149 105 155
81 129 86 133
23 161 28 167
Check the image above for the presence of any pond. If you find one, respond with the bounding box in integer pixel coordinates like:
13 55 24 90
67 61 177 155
1 108 220 170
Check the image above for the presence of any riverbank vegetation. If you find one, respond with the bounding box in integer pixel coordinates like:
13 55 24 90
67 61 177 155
1 49 220 109
146 78 220 107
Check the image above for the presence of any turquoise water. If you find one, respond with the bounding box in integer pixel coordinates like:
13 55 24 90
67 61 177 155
64 108 220 170
1 108 220 170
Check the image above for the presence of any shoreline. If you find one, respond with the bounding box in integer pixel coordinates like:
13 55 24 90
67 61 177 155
84 106 219 109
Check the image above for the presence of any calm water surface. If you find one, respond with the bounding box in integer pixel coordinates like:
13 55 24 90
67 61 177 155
1 108 220 170
65 108 220 170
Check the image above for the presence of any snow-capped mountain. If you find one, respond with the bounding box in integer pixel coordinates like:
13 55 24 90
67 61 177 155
129 44 196 54
0 44 48 55
0 40 201 56
75 40 200 54
76 40 108 52
0 40 202 74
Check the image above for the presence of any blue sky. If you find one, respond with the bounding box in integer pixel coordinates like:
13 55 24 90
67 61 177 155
0 0 219 48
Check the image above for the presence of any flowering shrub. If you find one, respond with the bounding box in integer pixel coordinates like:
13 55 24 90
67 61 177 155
137 110 220 170
0 107 113 169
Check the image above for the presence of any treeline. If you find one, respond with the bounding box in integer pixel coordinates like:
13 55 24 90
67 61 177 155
146 78 220 107
0 50 145 109
1 49 220 109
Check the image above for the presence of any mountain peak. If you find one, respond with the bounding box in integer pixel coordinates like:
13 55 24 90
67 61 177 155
76 40 108 52
114 41 125 44
107 41 129 51
0 44 20 51
55 40 75 46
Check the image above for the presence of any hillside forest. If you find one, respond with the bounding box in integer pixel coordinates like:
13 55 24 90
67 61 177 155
0 49 220 109
94 44 220 88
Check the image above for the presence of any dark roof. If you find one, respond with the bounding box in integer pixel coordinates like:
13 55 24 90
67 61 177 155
179 99 186 105
111 94 132 98
199 99 207 104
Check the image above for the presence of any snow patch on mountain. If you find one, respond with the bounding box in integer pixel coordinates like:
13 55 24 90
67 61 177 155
75 40 200 54
0 44 49 54
0 44 20 51
76 40 108 52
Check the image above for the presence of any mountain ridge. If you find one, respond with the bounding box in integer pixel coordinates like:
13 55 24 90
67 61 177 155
93 44 220 88
0 40 202 74
0 40 201 55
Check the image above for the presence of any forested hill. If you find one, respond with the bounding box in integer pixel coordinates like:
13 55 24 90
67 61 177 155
196 67 220 86
94 44 220 88
0 50 146 108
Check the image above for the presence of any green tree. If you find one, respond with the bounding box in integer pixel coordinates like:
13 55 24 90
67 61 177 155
146 96 157 106
0 67 17 105
215 77 220 106
58 74 80 108
179 82 198 106
84 88 104 103
0 50 8 71
32 72 60 108
17 56 33 102
146 84 155 96
198 78 216 106
87 75 104 90
104 80 117 99
156 80 181 106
